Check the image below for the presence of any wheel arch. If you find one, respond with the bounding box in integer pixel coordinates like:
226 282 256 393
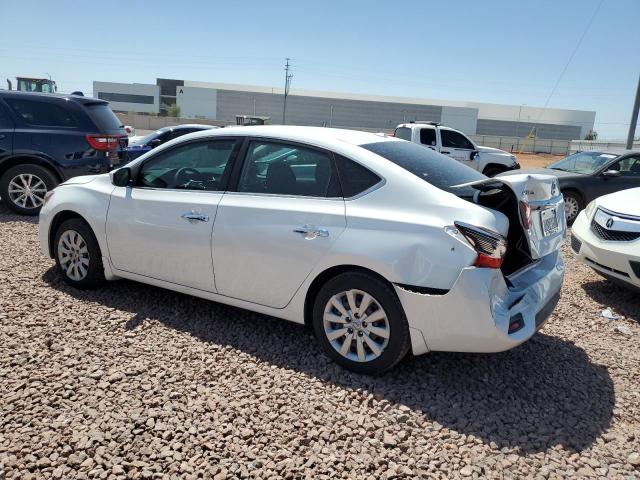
48 210 91 258
303 264 395 326
481 162 508 176
0 155 63 183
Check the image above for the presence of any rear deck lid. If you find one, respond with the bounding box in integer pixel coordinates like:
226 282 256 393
453 174 566 259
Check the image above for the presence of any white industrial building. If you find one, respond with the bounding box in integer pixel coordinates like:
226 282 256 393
93 78 596 140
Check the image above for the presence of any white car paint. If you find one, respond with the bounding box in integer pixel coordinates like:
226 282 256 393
395 123 519 175
571 187 640 290
39 126 564 360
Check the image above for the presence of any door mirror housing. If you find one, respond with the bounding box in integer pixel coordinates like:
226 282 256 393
150 139 162 148
471 150 480 161
111 167 132 187
602 169 621 177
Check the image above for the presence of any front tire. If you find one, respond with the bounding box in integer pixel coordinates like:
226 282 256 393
312 271 410 375
483 166 506 177
0 164 57 215
562 190 583 225
53 218 105 289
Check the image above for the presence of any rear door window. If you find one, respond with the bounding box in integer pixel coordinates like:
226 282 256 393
0 103 14 128
394 127 412 141
5 98 77 127
360 140 485 197
419 128 437 146
84 103 123 132
440 129 474 150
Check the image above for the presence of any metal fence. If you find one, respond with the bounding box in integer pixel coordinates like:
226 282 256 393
469 135 571 155
568 140 640 154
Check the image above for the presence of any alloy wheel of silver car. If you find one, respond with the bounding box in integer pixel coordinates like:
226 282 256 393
57 230 91 281
323 289 390 363
564 196 580 223
7 173 48 210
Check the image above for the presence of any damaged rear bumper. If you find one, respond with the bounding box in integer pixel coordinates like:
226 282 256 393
396 250 564 355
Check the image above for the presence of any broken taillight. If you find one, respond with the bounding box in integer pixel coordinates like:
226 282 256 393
519 201 532 230
454 222 508 269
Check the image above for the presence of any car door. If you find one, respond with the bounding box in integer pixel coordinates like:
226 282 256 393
439 128 477 169
212 139 346 308
106 138 240 291
0 101 14 159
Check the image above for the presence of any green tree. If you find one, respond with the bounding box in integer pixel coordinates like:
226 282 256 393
167 104 181 118
584 130 598 140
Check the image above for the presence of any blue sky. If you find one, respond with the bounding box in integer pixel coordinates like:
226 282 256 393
1 0 638 139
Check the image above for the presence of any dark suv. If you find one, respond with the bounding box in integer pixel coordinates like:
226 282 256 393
0 90 127 215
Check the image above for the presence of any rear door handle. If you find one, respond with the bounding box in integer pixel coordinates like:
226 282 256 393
441 150 450 154
181 212 209 223
293 225 329 238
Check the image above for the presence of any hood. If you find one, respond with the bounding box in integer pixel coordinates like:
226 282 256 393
126 143 150 151
61 175 98 186
498 167 582 179
597 187 640 217
476 145 510 155
127 136 146 146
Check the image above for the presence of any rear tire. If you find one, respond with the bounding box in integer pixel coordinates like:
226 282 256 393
53 218 106 289
562 190 583 225
0 164 58 215
312 271 410 375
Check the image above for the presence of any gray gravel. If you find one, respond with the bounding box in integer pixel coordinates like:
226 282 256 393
0 202 639 479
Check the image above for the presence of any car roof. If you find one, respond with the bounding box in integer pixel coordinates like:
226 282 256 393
172 124 218 130
193 125 399 148
0 89 108 106
577 149 640 157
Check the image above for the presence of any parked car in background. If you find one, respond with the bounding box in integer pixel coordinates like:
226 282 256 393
125 124 217 162
394 122 520 177
571 187 640 291
499 150 640 224
39 126 565 374
0 90 127 215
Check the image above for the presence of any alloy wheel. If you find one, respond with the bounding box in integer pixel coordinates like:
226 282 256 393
7 173 48 210
564 196 580 223
57 230 90 281
323 289 390 363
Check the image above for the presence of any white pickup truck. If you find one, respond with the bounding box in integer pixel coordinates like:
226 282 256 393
394 122 520 177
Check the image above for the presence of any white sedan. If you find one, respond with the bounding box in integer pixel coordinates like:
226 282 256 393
38 126 565 374
571 187 640 290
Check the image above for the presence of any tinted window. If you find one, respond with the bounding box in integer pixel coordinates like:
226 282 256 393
419 128 436 146
360 141 485 197
394 127 412 141
138 140 237 191
85 104 123 132
610 156 640 176
440 129 474 149
166 128 200 142
0 104 14 129
238 141 340 197
335 155 381 197
5 99 77 127
97 92 155 104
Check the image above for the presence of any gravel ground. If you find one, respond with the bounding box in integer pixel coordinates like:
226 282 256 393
0 202 639 479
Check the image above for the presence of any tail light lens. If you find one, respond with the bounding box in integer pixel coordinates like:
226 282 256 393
519 201 532 230
85 134 123 151
455 221 508 269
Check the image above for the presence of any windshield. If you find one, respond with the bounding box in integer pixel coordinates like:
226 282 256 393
134 127 171 146
360 140 485 198
548 151 617 174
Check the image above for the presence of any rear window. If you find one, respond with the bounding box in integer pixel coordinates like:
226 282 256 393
5 98 78 127
394 127 412 141
360 140 485 197
85 104 123 132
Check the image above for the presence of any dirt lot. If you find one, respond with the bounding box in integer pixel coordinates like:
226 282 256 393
0 198 639 479
515 153 564 169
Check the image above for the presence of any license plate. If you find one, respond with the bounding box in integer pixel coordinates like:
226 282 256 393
541 208 559 236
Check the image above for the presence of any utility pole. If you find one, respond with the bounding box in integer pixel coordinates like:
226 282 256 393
282 58 293 124
626 74 640 150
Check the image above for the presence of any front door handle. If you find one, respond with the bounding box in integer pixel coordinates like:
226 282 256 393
441 150 450 154
293 225 329 239
181 212 209 223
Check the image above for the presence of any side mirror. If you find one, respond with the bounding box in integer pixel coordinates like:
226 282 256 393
111 167 132 187
602 169 621 177
150 139 162 148
471 150 480 161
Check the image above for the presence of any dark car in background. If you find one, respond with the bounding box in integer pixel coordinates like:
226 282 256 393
0 90 127 215
499 150 640 224
126 124 217 162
